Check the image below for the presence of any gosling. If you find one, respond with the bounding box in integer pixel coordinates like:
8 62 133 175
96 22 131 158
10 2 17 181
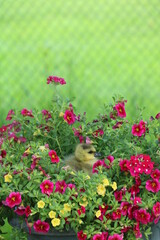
64 143 99 176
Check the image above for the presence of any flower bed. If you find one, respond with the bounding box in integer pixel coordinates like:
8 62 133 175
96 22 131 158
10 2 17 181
0 76 160 240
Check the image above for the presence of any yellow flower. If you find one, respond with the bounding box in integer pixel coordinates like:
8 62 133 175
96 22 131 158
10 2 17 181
95 210 101 218
97 184 106 196
103 178 109 186
64 203 71 212
79 220 83 224
39 146 46 152
33 129 41 136
60 209 65 216
51 218 61 227
85 175 90 180
111 182 117 191
37 200 45 208
4 174 12 183
79 201 88 207
49 211 56 219
59 112 64 117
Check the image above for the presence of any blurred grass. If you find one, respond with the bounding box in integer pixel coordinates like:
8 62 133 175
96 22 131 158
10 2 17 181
0 0 160 126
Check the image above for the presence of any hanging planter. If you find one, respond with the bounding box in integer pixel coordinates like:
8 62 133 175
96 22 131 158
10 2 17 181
9 217 77 240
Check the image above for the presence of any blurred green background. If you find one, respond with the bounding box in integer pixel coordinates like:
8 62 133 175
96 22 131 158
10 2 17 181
0 0 160 126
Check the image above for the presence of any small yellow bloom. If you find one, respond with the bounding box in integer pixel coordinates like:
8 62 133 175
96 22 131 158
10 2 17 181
39 146 46 152
60 209 65 216
64 203 71 212
4 174 12 183
82 197 87 201
59 112 64 117
37 200 45 208
95 210 101 218
49 211 56 219
79 201 88 207
97 184 106 197
79 220 83 224
85 175 90 180
103 178 109 186
33 129 41 136
111 182 117 191
24 147 31 154
51 218 61 227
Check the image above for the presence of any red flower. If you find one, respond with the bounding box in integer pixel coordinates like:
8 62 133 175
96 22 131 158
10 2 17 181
134 209 151 224
68 183 76 190
131 123 144 137
33 220 50 233
64 110 75 125
92 160 108 173
14 206 26 216
48 150 59 163
133 222 142 238
120 202 131 216
146 179 160 193
153 202 160 217
21 108 34 117
55 180 67 194
115 102 126 118
112 121 123 129
6 109 15 120
114 190 123 202
92 233 104 240
119 159 129 171
139 120 147 134
112 209 122 220
92 129 104 137
25 206 31 217
107 155 114 163
41 109 52 121
155 112 160 119
1 150 7 158
5 192 22 208
151 169 160 180
77 230 87 240
47 76 66 85
108 234 123 240
40 180 54 196
77 206 86 216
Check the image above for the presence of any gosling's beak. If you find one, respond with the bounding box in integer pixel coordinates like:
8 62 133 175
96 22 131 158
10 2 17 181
94 152 101 157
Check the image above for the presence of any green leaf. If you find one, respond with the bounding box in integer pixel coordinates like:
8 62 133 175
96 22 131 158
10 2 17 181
0 218 13 240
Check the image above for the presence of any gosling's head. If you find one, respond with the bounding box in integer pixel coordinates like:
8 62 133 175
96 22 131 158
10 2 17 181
75 144 97 162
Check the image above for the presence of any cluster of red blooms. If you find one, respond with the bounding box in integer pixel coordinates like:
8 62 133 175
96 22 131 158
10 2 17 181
47 75 66 85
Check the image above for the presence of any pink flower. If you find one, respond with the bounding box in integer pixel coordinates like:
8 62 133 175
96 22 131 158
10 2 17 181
77 206 86 216
108 234 123 240
48 150 59 163
92 129 104 137
40 180 54 196
92 160 108 173
133 222 142 238
14 206 26 216
55 180 67 194
41 109 52 121
139 120 146 134
21 108 34 117
112 121 123 129
6 109 15 120
151 169 160 180
77 230 87 240
120 202 131 216
107 155 114 163
153 202 160 217
92 233 104 240
64 110 75 125
5 192 22 208
133 197 142 205
1 150 7 158
114 190 123 202
33 220 50 233
134 209 151 224
47 76 66 85
119 159 129 171
68 183 76 190
131 123 144 137
112 209 122 220
155 112 160 119
115 103 126 118
25 206 31 217
146 179 160 193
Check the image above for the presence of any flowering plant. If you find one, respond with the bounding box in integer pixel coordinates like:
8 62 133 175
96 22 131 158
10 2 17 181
0 76 160 240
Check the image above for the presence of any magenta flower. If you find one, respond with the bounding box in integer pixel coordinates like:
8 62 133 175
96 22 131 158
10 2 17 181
77 206 86 216
112 209 122 220
112 121 123 129
120 202 131 216
64 110 75 125
48 150 59 163
155 112 160 119
47 76 66 85
146 179 160 193
107 155 114 163
135 209 151 224
40 180 54 196
25 206 32 217
41 109 52 121
153 202 160 217
92 129 104 137
55 180 67 194
119 159 129 171
92 160 108 173
21 108 34 117
14 206 26 216
133 222 142 238
6 109 15 120
139 120 146 134
151 169 160 180
77 230 87 240
33 220 50 233
68 183 76 190
5 192 22 208
108 234 123 240
115 102 126 118
131 123 144 137
92 233 104 240
114 190 123 202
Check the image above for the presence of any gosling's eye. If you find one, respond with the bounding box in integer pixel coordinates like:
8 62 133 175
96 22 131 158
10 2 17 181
88 151 94 154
